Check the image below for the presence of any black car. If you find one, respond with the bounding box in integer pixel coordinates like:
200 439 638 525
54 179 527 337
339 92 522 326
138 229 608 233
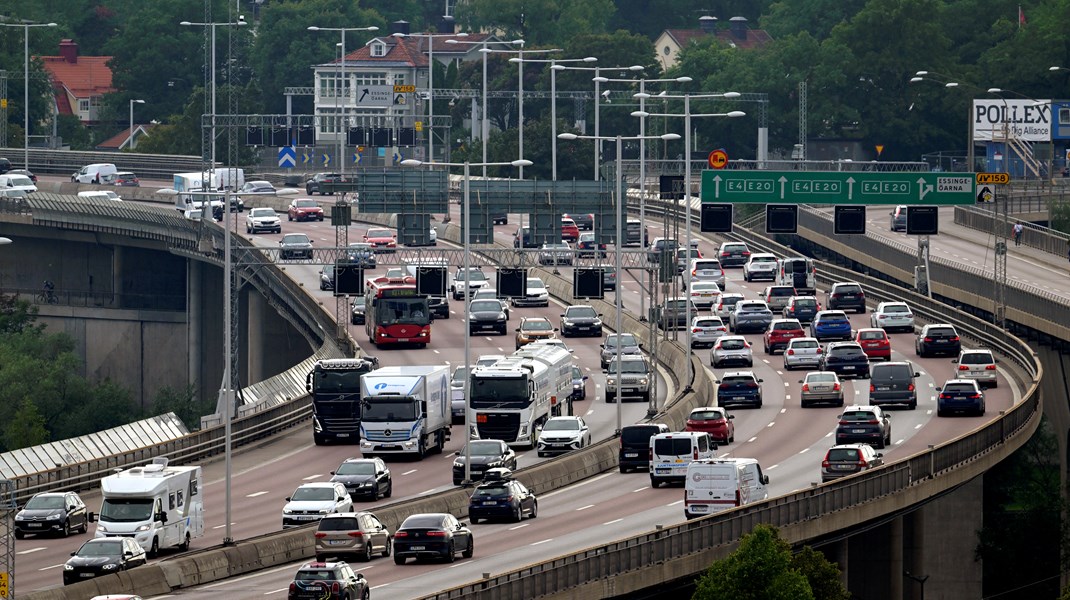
783 295 820 323
0 157 11 174
564 212 594 230
393 513 474 564
63 537 147 585
319 265 335 291
825 282 867 314
345 243 377 268
279 233 314 260
717 242 751 267
915 324 962 357
288 561 370 600
513 227 540 248
306 173 343 195
15 491 91 538
468 299 508 335
350 297 365 325
937 379 986 416
467 469 538 523
112 171 139 186
618 423 670 473
650 297 696 330
452 439 517 485
715 371 764 409
868 362 920 409
560 305 603 337
835 405 892 448
818 342 871 379
329 457 392 501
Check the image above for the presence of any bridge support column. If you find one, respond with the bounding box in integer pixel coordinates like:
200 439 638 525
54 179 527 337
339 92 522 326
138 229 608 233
834 538 849 591
246 289 267 384
906 508 926 600
112 245 124 304
921 475 983 599
889 515 904 600
188 259 202 394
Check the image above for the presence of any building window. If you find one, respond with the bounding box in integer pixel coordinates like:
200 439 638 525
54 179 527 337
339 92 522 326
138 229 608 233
393 73 406 85
663 46 671 56
355 72 387 86
371 43 385 57
1060 107 1070 126
78 99 90 112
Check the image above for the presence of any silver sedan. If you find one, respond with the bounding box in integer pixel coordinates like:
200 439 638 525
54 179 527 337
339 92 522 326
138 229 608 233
799 371 844 408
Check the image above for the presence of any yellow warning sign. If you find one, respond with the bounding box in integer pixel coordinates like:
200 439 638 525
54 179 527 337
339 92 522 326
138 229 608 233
393 85 416 93
976 172 1010 185
0 571 8 598
415 121 423 132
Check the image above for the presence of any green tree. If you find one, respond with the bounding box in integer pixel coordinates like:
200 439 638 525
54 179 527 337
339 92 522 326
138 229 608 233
458 0 616 47
0 294 40 335
151 385 212 431
56 113 92 150
693 524 847 600
4 397 49 450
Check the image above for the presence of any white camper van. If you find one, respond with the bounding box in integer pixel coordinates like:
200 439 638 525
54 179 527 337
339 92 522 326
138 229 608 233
683 458 770 519
95 457 204 556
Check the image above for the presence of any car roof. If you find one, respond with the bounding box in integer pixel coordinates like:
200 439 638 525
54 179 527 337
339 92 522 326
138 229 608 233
827 341 863 350
816 310 847 317
297 481 340 488
722 370 758 378
959 348 993 356
547 416 583 423
788 336 819 343
843 404 880 412
749 252 777 259
943 378 980 386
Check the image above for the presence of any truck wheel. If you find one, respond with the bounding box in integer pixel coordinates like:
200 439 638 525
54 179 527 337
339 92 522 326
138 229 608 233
179 532 190 552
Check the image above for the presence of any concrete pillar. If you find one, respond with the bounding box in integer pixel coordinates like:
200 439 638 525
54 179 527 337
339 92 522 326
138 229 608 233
906 509 926 600
187 259 202 391
922 475 984 599
246 287 266 384
890 516 904 600
835 538 849 591
112 245 124 307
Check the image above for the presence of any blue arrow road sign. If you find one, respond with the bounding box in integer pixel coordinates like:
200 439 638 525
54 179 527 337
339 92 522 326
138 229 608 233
301 151 312 165
392 151 402 164
278 146 296 168
353 151 361 165
322 153 331 167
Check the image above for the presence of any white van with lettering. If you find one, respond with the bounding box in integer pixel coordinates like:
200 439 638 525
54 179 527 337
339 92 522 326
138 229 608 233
684 458 769 519
649 431 718 488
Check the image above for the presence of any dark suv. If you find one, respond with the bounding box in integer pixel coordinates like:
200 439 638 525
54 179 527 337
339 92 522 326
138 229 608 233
288 561 369 600
618 423 670 473
467 469 538 523
835 405 892 449
715 371 764 409
868 362 920 409
818 342 871 379
915 324 962 357
826 282 866 313
783 295 820 323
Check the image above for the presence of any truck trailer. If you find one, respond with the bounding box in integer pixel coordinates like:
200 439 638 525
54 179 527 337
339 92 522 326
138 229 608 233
359 365 451 457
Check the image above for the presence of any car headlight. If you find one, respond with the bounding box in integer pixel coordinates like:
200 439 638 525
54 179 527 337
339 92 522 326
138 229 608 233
607 377 617 386
283 508 293 515
498 313 506 320
573 382 582 390
14 513 23 521
318 508 332 514
593 319 602 327
562 319 573 326
97 524 109 533
47 513 62 520
102 563 119 571
135 524 151 532
453 460 464 468
64 564 74 571
638 378 649 386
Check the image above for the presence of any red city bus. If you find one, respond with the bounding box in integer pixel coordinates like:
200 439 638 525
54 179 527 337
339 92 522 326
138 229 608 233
364 275 432 348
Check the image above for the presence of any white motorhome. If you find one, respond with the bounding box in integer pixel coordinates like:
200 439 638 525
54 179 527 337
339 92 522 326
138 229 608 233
684 458 770 519
173 172 226 212
95 457 204 556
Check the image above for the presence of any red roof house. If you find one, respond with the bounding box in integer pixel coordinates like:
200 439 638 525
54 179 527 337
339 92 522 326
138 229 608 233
39 39 114 125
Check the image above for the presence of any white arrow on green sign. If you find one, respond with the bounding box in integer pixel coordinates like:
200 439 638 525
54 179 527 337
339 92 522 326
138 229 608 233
700 171 975 205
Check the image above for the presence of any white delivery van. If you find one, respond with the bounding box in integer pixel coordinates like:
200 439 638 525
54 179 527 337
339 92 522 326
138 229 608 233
684 458 769 519
72 163 118 184
0 173 38 194
95 457 204 556
649 431 718 488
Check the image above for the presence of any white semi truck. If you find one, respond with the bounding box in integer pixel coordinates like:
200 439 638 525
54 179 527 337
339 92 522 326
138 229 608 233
95 457 204 557
469 343 573 447
359 365 451 458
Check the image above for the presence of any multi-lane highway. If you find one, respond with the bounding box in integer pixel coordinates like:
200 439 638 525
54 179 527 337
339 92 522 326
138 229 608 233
15 184 1027 596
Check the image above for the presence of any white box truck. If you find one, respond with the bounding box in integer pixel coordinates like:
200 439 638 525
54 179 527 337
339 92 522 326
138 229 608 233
95 457 204 556
684 458 770 519
359 365 451 458
173 172 224 213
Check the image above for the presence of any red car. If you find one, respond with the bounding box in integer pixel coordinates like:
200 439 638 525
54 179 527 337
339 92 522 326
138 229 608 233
363 227 397 253
560 218 580 242
288 198 324 222
855 327 891 361
684 406 735 444
763 318 805 354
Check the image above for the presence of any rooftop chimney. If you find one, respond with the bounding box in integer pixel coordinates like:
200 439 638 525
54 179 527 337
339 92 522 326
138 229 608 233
438 15 455 34
59 39 78 64
698 16 717 33
391 20 410 35
729 16 748 39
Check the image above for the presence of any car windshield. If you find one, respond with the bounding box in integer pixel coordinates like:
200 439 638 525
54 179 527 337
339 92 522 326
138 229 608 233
695 319 721 327
401 515 446 529
821 313 848 323
543 243 569 250
543 419 580 431
362 398 420 421
791 340 819 349
473 485 512 498
470 300 502 312
296 569 339 581
928 328 956 337
859 331 886 340
572 366 582 379
690 410 724 421
692 283 719 291
282 234 310 244
722 376 756 385
836 284 862 293
830 347 866 358
467 441 503 456
769 288 795 296
605 334 638 348
606 360 648 374
8 176 32 186
458 270 488 282
24 496 65 510
251 208 275 217
884 304 910 313
77 541 123 557
523 320 552 331
527 278 545 289
318 517 360 531
725 244 747 252
294 200 317 208
334 462 375 476
960 352 994 365
828 448 861 461
794 298 817 307
566 307 598 318
99 498 153 523
943 383 978 394
874 364 912 378
842 411 879 422
752 256 777 263
739 303 767 312
773 321 801 330
290 487 338 502
719 339 746 350
452 367 468 384
367 229 392 238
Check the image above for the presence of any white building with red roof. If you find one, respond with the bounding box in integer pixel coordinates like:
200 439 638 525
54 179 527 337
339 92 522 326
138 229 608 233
39 39 114 125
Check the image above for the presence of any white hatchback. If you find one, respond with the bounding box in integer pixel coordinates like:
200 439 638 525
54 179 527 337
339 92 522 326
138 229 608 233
783 336 823 370
953 348 998 387
743 252 779 282
715 292 746 320
686 281 722 309
870 301 915 333
691 316 728 348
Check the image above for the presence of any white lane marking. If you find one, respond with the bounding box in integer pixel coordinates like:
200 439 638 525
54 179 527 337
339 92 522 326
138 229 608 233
926 409 934 415
433 349 441 354
633 487 647 493
38 563 66 571
895 439 904 445
780 408 787 414
212 523 237 530
264 589 288 595
585 409 595 416
766 422 775 427
783 381 789 387
604 518 623 525
205 563 296 588
798 447 809 454
508 523 530 531
768 464 780 470
666 500 683 506
576 504 595 511
302 473 323 481
16 547 45 555
915 424 923 429
825 432 833 438
747 436 758 443
786 395 792 400
762 359 770 364
421 489 438 495
246 491 268 498
402 469 418 476
855 390 861 394
531 538 553 546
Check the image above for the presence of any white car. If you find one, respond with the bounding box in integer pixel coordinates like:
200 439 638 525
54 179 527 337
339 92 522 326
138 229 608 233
691 316 728 348
689 258 726 289
281 482 352 529
450 267 490 300
538 242 573 266
511 277 549 307
870 301 915 333
783 336 824 370
710 335 753 368
742 252 779 282
245 207 282 234
953 348 998 387
0 173 37 194
686 281 722 310
715 292 746 320
536 416 591 457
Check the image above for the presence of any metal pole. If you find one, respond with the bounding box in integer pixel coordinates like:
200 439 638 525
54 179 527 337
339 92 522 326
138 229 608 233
129 100 134 151
615 135 623 433
683 94 693 391
340 29 346 182
551 60 557 180
463 161 472 482
23 25 28 169
223 187 233 545
593 67 600 180
638 79 647 320
518 42 524 179
481 44 488 178
211 23 217 176
428 35 434 164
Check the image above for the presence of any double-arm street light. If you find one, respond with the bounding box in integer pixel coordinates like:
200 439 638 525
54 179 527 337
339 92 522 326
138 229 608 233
632 93 744 380
550 64 644 179
401 157 532 483
394 31 468 165
128 99 145 150
445 37 524 177
308 25 380 182
1 20 57 170
483 44 561 179
508 56 597 180
559 131 679 431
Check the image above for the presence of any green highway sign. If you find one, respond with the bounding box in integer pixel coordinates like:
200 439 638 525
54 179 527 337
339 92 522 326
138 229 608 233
700 171 975 205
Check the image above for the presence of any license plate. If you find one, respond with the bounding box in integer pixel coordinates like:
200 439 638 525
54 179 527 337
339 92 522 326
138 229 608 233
691 505 708 512
27 523 42 528
625 452 639 457
329 540 349 545
842 366 855 370
656 468 670 474
577 327 589 331
732 396 745 401
623 388 637 393
410 545 426 551
834 464 855 470
876 386 890 391
380 444 399 450
482 501 497 505
80 573 94 578
852 429 867 434
481 325 495 329
397 338 410 342
335 433 349 438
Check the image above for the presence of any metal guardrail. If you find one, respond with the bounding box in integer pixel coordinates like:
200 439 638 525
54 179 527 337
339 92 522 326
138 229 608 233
3 147 207 181
955 204 1070 257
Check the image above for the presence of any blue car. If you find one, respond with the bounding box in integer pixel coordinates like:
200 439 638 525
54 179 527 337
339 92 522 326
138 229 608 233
937 379 986 416
810 310 853 341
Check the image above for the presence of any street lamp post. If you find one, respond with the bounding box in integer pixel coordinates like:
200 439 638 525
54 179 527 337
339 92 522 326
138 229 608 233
308 26 379 183
446 38 523 177
401 157 531 482
0 20 57 170
394 31 468 165
128 99 145 150
631 93 744 387
559 131 679 432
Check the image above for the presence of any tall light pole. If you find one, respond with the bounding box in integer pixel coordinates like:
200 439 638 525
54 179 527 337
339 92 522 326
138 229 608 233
484 45 560 179
509 56 596 180
394 31 468 164
128 99 145 150
632 93 744 387
1 20 57 170
549 64 644 179
446 38 524 177
401 157 531 482
559 132 679 432
307 26 379 182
